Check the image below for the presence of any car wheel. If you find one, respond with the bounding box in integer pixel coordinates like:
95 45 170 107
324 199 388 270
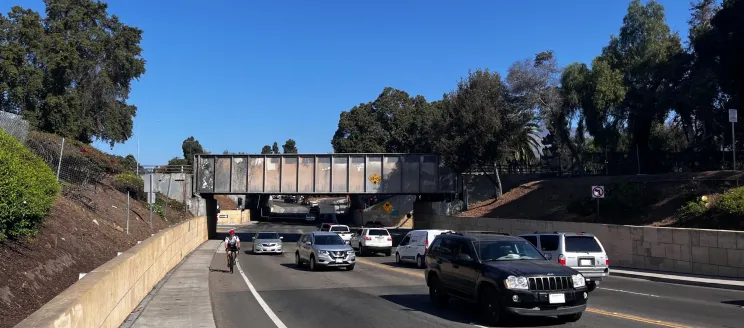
295 252 302 267
479 285 502 325
395 252 401 264
346 264 355 271
428 276 449 307
416 255 424 268
558 312 583 322
359 245 366 256
309 256 317 271
587 281 597 292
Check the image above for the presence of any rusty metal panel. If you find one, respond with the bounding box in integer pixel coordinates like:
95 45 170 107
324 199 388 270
197 156 214 193
265 157 281 193
381 156 402 193
281 157 298 193
331 156 348 193
315 156 331 193
214 157 231 193
420 155 438 193
366 156 382 193
298 156 314 193
402 155 420 193
247 157 264 193
231 157 248 193
349 156 365 193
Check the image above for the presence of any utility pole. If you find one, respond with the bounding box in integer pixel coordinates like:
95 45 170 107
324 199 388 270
730 109 738 170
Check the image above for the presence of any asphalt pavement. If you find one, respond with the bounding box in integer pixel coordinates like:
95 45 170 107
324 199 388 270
208 222 744 328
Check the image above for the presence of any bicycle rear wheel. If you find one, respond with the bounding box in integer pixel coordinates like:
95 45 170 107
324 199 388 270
229 252 234 274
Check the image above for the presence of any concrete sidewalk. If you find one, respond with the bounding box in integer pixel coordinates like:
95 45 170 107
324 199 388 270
612 267 744 291
121 240 220 328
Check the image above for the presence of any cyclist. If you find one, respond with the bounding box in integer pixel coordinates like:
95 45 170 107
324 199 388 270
224 229 240 267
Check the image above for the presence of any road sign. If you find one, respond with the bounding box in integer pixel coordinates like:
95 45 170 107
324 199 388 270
591 186 605 199
729 109 738 123
390 210 399 217
383 201 393 213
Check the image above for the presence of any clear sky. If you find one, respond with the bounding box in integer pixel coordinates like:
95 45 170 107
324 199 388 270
11 0 693 165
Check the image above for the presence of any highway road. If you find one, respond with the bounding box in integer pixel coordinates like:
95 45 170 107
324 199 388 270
210 223 744 328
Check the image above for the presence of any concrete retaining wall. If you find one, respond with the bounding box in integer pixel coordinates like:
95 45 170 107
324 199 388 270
417 215 744 279
217 210 250 225
15 216 208 328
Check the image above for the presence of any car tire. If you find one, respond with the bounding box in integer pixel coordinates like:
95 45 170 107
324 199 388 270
309 255 317 271
428 276 449 307
558 312 583 322
587 281 597 292
359 245 366 256
479 285 503 325
295 252 303 267
395 252 401 264
346 264 355 271
416 255 424 268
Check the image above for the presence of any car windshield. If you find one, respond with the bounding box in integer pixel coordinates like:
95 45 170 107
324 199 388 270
477 240 546 261
256 232 279 239
330 226 349 232
314 234 345 245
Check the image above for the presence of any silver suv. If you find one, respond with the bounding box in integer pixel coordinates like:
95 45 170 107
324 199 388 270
295 231 355 271
518 232 609 292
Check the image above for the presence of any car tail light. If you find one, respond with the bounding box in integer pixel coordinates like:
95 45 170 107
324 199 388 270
558 254 566 266
364 237 371 241
387 237 392 241
606 257 609 266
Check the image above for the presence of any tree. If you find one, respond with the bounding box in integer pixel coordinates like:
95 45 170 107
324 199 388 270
271 142 279 154
0 1 146 147
168 157 189 166
182 136 204 165
282 139 298 153
260 145 272 154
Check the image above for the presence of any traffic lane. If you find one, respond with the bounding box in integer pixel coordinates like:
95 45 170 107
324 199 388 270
598 273 744 306
235 251 657 328
208 247 277 328
356 255 718 328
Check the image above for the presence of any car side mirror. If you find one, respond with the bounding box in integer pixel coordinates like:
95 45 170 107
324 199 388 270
305 241 312 245
544 253 552 260
345 240 350 245
280 236 284 240
457 253 473 261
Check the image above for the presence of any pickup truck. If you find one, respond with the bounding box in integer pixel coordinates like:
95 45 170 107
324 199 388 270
323 224 353 242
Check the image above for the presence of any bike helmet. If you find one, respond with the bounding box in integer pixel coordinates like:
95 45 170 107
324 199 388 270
229 229 235 236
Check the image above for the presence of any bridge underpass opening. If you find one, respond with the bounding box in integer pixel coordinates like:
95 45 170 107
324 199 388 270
194 153 460 237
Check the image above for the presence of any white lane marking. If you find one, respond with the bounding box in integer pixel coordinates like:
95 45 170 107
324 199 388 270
602 288 659 297
235 258 288 328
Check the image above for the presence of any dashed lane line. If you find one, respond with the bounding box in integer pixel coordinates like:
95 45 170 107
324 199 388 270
355 259 693 328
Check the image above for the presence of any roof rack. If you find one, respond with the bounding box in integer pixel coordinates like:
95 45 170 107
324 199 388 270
461 231 510 236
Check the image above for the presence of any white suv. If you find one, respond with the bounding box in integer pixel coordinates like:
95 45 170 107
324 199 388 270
350 228 392 256
518 232 609 291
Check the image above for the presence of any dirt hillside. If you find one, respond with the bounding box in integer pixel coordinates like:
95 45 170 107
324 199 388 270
459 171 744 230
0 182 193 328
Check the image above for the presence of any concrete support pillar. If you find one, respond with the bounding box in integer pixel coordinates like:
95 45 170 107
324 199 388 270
413 199 440 230
204 194 218 238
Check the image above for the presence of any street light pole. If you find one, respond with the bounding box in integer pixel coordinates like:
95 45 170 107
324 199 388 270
730 109 738 170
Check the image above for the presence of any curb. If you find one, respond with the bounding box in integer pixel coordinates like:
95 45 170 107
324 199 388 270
611 270 744 292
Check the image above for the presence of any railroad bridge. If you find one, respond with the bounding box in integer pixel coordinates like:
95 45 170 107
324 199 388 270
192 153 460 236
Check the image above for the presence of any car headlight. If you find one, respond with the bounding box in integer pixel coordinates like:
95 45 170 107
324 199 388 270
347 250 354 255
504 276 529 290
318 250 328 255
572 274 586 288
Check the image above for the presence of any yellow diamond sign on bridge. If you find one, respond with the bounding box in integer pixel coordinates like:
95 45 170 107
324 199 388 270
383 201 393 213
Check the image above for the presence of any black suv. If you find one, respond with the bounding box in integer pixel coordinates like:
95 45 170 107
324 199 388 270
424 232 589 325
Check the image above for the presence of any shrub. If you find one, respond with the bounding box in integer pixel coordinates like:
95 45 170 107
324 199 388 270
714 186 744 217
566 182 659 219
676 198 708 220
0 129 60 240
113 172 145 200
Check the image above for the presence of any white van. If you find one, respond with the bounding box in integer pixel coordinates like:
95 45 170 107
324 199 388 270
395 229 453 268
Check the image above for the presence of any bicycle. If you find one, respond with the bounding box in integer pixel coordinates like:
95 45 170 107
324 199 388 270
227 247 239 274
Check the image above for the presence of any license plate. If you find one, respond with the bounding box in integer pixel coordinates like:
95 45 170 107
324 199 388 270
376 236 383 239
580 259 592 266
549 293 565 304
335 258 343 263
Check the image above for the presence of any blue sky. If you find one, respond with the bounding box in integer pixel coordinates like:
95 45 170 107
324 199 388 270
11 0 693 165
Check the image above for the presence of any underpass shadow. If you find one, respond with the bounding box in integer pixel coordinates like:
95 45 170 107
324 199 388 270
721 300 744 307
379 294 568 327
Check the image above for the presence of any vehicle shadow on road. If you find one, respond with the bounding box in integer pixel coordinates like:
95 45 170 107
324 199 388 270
721 300 744 307
377 261 420 270
379 294 568 327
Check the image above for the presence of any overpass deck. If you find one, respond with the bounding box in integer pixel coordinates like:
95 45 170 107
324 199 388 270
193 153 458 195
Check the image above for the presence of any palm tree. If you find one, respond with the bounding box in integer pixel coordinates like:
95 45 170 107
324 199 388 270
511 121 543 165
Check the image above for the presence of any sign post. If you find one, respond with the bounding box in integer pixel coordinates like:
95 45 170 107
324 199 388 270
591 186 605 221
730 109 737 170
